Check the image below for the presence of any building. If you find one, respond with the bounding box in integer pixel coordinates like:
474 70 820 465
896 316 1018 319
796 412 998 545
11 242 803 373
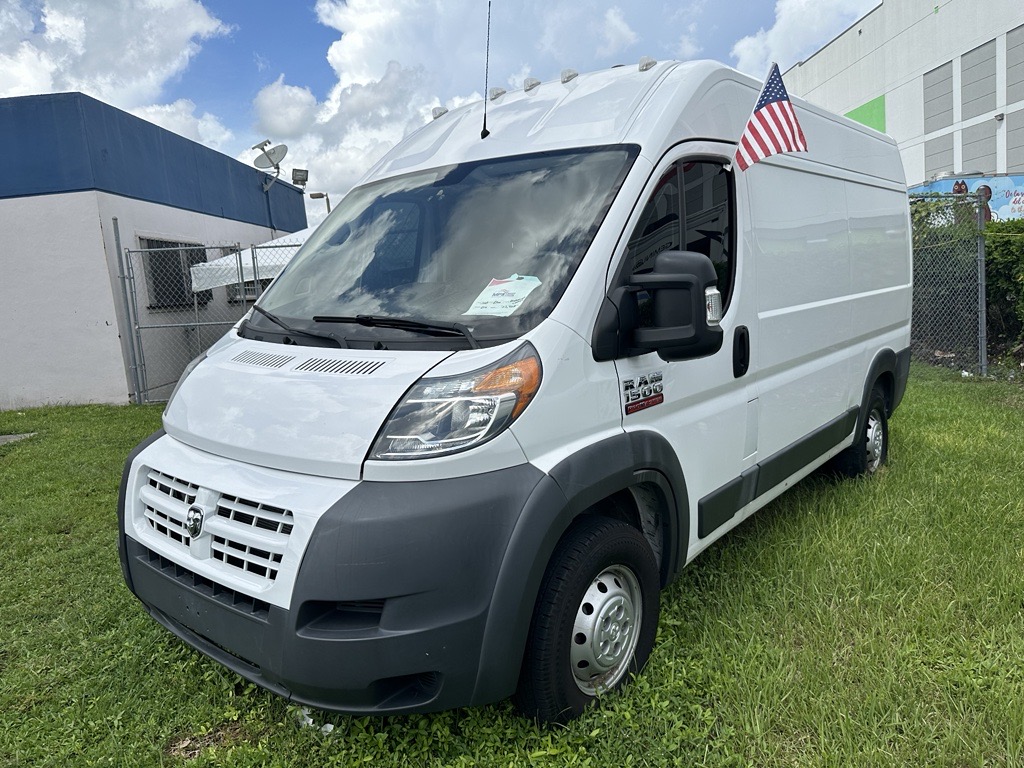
0 92 307 410
784 0 1024 211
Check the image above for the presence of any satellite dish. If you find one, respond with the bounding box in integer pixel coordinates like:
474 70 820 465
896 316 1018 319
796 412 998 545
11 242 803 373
254 144 288 169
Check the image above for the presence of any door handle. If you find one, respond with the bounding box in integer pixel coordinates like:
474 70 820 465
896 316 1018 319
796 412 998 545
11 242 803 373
733 325 749 378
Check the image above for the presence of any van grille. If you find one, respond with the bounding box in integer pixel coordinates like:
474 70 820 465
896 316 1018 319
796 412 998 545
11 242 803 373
144 470 199 546
212 495 294 580
141 467 294 584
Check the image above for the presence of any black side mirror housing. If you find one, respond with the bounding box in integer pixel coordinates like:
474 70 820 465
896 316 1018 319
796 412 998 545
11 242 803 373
592 250 724 362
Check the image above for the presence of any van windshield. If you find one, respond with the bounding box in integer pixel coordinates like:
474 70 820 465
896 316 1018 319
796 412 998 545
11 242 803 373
249 145 638 348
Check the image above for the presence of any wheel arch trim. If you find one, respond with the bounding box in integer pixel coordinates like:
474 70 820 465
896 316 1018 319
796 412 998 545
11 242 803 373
470 430 689 704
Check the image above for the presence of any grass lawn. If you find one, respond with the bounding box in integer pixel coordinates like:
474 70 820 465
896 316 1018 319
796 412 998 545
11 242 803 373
2 364 1023 767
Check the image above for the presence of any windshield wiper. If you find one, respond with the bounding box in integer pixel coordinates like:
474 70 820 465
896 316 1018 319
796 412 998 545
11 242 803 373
312 314 481 349
249 304 348 348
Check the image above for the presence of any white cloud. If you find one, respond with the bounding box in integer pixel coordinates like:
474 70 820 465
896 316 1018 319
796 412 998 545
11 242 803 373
598 7 638 58
0 3 34 49
667 0 708 60
286 0 659 217
250 60 433 203
254 76 319 139
0 43 55 97
131 100 234 151
730 0 877 76
0 0 228 107
676 24 701 60
42 6 87 56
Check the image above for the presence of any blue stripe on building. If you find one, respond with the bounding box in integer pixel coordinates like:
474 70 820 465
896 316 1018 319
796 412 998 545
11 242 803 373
0 92 306 232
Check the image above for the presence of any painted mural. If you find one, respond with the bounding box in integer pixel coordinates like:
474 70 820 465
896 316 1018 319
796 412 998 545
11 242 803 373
909 175 1024 221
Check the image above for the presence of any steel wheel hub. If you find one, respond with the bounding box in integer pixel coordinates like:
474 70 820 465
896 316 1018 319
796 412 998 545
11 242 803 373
866 408 884 472
570 565 642 695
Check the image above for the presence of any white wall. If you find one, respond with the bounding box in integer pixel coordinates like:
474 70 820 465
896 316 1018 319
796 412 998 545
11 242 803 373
785 0 1024 186
0 192 128 409
0 189 291 410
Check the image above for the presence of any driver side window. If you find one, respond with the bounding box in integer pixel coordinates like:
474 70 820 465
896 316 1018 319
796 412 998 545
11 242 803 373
626 159 734 310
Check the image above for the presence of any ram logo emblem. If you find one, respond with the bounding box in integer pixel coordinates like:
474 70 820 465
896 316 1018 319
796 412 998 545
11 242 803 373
185 505 206 539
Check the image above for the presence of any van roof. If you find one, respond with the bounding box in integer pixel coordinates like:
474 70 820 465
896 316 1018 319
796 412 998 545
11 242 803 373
362 59 904 187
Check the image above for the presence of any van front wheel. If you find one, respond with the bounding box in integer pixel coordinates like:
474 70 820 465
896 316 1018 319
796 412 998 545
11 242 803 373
834 385 889 477
514 517 659 723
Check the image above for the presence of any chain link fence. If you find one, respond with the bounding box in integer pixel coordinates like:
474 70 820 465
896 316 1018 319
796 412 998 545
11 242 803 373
121 237 304 402
909 192 988 376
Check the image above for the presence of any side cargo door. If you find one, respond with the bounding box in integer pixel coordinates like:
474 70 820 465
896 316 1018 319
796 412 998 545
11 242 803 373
742 158 854 472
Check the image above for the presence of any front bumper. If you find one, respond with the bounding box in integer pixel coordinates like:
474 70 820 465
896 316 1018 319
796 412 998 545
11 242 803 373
119 433 554 714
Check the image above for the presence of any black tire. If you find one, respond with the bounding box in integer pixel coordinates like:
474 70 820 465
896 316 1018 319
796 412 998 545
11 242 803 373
833 384 889 477
513 516 660 723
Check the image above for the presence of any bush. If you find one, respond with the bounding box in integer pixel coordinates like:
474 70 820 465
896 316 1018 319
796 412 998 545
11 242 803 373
984 219 1024 362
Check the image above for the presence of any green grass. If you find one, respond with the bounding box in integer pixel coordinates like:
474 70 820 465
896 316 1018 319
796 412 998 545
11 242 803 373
2 365 1023 767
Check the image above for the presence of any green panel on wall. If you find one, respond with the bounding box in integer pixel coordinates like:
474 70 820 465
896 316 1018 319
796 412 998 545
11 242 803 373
845 95 886 133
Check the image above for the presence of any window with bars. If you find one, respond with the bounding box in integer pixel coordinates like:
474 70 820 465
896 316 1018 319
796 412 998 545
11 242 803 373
141 238 212 309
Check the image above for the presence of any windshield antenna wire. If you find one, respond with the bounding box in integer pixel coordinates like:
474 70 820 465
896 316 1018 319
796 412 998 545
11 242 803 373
481 0 492 139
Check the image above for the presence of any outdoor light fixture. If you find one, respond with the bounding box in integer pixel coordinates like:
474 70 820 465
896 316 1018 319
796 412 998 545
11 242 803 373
291 168 309 187
309 192 331 213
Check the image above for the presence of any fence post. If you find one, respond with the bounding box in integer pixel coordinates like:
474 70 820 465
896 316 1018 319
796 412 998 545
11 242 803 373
976 198 988 377
113 217 144 403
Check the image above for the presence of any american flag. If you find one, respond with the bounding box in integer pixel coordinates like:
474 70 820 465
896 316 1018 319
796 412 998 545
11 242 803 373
734 63 807 171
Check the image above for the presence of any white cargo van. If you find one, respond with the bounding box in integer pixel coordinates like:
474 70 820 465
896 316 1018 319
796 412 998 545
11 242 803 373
118 59 912 723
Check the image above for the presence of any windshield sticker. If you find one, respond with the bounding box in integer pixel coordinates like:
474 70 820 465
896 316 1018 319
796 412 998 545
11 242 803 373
464 274 542 316
623 371 664 415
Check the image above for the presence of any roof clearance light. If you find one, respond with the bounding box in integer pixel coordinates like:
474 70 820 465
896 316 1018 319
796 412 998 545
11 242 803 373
524 77 541 92
432 106 449 120
639 56 657 72
489 87 507 101
560 69 578 84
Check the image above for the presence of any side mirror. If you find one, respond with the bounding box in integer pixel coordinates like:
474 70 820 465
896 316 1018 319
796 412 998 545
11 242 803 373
632 250 724 360
592 250 724 362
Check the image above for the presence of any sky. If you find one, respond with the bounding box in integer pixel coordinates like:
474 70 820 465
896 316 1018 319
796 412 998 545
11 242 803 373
0 0 879 224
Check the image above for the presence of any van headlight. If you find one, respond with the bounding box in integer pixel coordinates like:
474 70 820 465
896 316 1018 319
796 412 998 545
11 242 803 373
370 343 542 460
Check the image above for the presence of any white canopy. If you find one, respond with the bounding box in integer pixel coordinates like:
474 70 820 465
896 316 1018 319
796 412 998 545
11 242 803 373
190 226 314 292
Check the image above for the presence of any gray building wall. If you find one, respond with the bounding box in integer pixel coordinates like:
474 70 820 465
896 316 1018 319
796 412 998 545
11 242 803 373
1009 110 1024 173
785 1 1024 187
923 62 953 133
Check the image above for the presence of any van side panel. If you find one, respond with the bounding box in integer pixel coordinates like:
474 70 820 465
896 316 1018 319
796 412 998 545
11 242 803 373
745 162 853 461
846 182 913 339
845 178 913 406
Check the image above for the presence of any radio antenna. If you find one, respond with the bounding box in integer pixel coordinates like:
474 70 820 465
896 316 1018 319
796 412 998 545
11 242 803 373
481 0 492 139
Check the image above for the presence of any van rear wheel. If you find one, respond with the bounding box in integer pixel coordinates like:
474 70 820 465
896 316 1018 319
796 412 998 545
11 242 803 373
513 517 659 723
834 385 888 477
